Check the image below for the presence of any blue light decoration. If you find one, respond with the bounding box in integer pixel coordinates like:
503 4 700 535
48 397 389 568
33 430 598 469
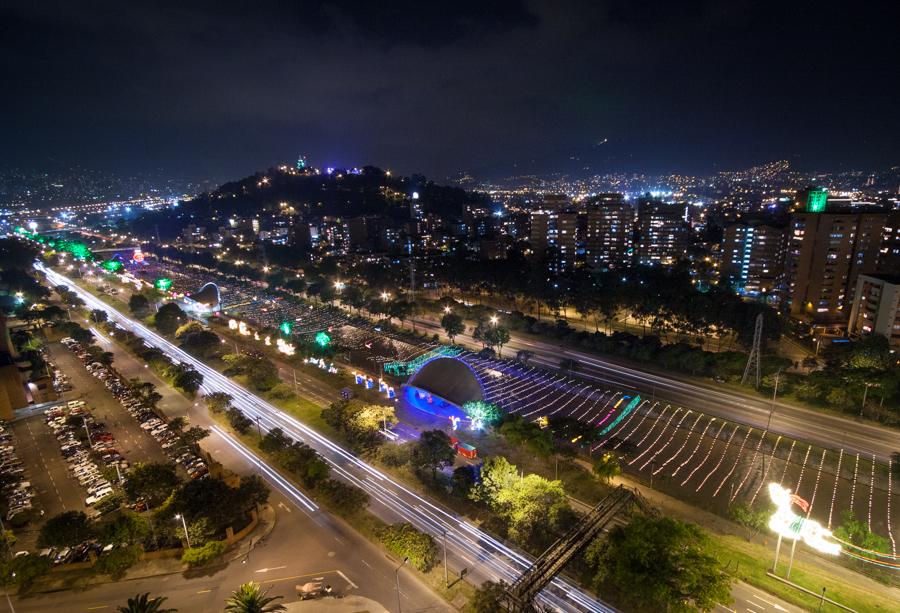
597 395 641 437
449 416 461 430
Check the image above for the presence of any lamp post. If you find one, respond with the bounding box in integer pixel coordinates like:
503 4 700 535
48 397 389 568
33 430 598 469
395 557 408 613
861 382 876 416
174 513 191 548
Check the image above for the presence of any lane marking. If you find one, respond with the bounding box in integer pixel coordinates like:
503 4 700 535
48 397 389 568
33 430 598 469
196 589 212 594
254 565 287 573
336 569 358 589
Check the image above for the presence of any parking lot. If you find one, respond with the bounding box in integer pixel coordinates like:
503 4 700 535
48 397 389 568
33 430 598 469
47 341 169 466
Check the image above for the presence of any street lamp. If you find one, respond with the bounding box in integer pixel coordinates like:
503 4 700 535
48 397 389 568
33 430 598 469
174 513 191 548
395 556 409 613
489 315 498 326
443 306 451 314
381 292 391 301
334 281 345 291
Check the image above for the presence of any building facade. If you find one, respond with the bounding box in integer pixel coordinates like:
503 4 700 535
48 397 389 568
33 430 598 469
848 274 900 348
721 221 786 295
584 195 633 269
782 211 887 321
636 199 688 266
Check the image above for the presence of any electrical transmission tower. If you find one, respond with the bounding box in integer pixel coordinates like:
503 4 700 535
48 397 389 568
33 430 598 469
741 313 763 388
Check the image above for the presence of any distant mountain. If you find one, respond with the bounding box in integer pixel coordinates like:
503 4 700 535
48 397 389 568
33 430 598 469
185 164 489 220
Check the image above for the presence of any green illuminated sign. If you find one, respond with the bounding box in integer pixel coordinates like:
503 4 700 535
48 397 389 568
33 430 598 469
279 321 292 336
315 331 331 348
154 277 173 291
806 188 827 213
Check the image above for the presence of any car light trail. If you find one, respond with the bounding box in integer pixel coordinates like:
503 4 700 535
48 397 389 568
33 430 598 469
39 265 613 613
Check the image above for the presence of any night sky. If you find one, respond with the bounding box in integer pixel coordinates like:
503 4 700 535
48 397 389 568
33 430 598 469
2 1 899 182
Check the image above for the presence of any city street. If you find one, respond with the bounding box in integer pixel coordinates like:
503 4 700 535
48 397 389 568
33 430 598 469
9 319 450 613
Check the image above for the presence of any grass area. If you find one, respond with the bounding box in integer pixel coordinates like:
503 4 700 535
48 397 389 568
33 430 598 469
710 534 900 613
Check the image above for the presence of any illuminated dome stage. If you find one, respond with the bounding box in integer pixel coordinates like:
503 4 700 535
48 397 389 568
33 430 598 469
182 282 221 314
401 357 486 420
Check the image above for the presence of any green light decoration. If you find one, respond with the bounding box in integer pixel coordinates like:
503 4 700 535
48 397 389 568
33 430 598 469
14 226 25 234
315 331 331 348
597 395 641 437
461 400 503 427
100 259 124 273
154 277 173 292
279 321 293 336
382 346 464 377
806 188 827 213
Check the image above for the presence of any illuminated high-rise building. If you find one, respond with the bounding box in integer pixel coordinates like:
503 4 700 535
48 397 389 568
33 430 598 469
636 197 688 266
584 194 633 269
782 210 887 322
848 273 900 348
721 221 786 295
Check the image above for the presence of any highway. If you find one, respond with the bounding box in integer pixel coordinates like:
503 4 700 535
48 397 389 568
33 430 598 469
39 264 615 613
407 316 898 462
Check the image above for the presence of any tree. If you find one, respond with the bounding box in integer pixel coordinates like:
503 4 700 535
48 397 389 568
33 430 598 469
314 479 369 517
259 427 291 453
128 294 152 318
440 313 465 344
179 328 221 358
222 354 279 392
168 416 188 433
38 511 94 548
117 593 176 613
410 430 456 480
166 362 203 395
94 545 142 578
182 540 227 567
97 511 150 546
728 503 773 541
833 510 889 552
90 308 109 323
237 475 271 510
585 516 732 612
591 453 621 484
227 407 253 434
471 580 508 613
179 426 210 450
482 325 511 357
154 302 186 335
224 581 286 613
204 391 232 413
471 456 519 505
0 553 51 589
124 463 182 507
351 403 396 431
378 523 439 571
494 474 570 547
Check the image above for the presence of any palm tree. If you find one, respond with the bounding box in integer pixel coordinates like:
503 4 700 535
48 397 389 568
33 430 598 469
118 593 176 613
224 582 286 613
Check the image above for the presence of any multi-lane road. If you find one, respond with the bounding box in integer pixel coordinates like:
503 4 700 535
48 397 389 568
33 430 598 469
39 264 615 612
407 316 898 462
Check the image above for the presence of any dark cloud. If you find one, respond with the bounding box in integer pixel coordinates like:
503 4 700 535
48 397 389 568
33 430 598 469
1 0 898 182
